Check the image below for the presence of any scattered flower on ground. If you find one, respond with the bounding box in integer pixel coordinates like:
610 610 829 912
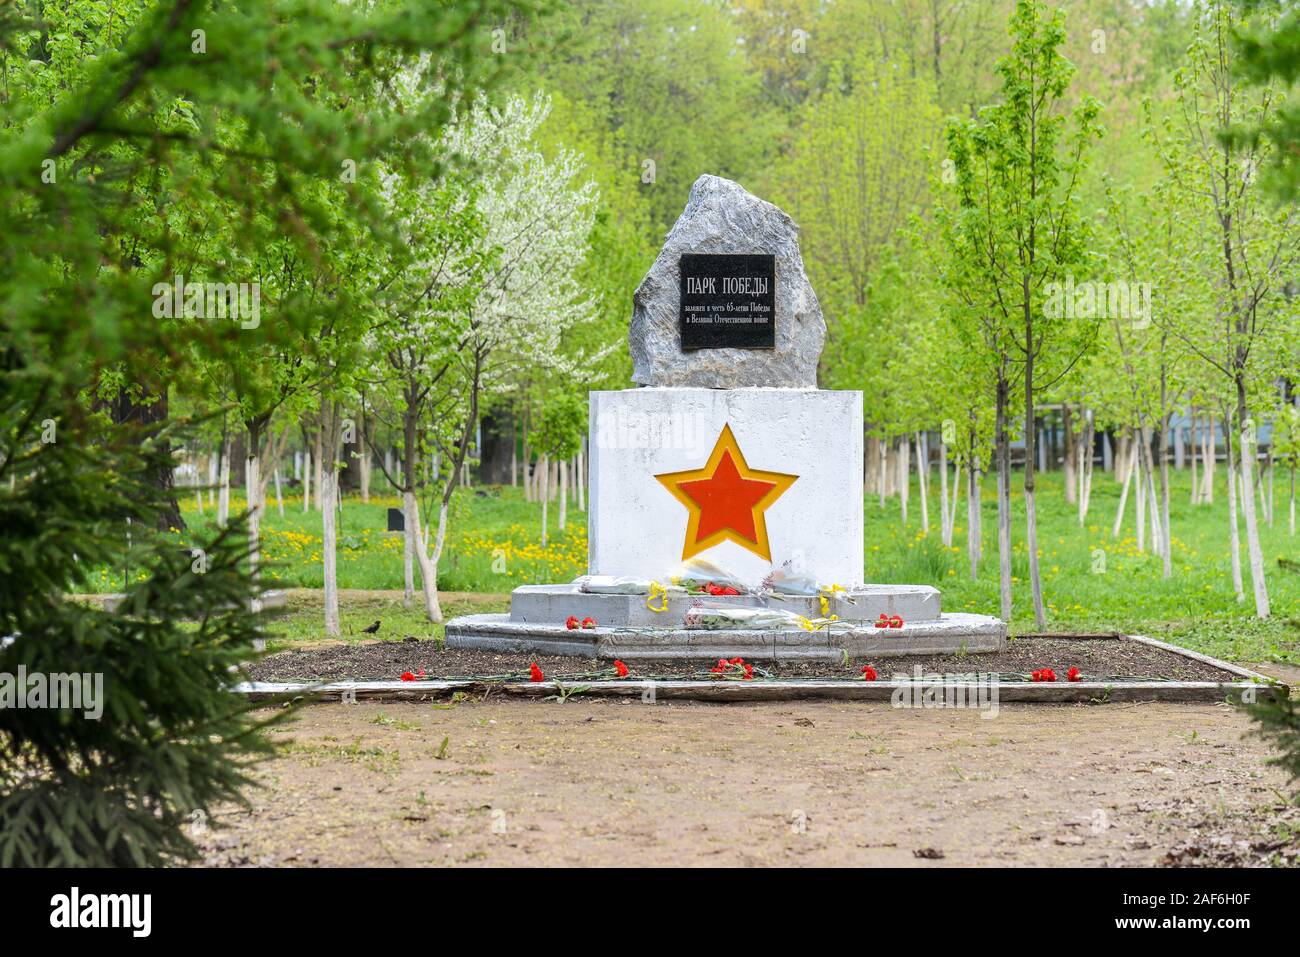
710 656 754 680
1067 667 1081 682
529 662 544 682
861 665 878 681
613 659 629 678
1031 668 1057 682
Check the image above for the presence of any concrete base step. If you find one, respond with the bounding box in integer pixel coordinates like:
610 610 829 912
508 582 941 629
445 611 1006 661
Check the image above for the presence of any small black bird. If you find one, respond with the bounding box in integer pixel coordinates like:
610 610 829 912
361 620 381 635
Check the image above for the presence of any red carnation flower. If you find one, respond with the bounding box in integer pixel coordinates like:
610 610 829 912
1067 667 1081 682
529 662 544 682
613 659 629 678
400 671 416 682
581 617 597 629
1031 668 1057 683
565 615 580 630
889 615 904 628
861 665 878 682
875 613 890 629
742 663 754 680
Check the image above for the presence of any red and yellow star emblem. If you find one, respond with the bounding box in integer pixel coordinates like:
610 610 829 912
655 424 798 561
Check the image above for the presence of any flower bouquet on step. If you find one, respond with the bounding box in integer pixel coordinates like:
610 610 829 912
683 599 806 631
669 557 752 595
575 575 685 596
758 557 822 597
759 558 856 619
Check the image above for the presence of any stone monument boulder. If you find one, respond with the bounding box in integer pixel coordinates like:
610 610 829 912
629 174 825 388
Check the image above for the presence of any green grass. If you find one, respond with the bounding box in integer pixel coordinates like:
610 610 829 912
872 468 1299 654
261 591 507 651
92 468 1300 663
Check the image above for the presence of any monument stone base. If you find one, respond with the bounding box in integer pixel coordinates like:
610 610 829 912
444 584 1006 661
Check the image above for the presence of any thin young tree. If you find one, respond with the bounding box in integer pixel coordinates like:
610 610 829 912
942 0 1102 627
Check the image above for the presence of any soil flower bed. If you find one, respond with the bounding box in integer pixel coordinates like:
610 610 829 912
245 635 1243 685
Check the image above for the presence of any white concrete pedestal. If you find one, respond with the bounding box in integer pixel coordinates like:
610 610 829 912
589 387 862 586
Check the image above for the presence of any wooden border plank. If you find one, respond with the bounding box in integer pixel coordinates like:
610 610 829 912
232 678 1282 705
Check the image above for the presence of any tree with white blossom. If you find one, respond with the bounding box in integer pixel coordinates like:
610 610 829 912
370 90 602 622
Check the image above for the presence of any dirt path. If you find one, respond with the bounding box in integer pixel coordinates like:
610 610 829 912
198 697 1296 867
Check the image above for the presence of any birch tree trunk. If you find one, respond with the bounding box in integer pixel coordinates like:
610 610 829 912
878 439 888 508
1023 410 1046 629
358 413 371 504
951 463 962 538
558 459 568 531
403 489 416 607
939 440 951 547
1235 410 1270 617
322 467 339 636
302 450 311 513
321 403 342 637
1264 450 1274 527
313 421 323 511
1135 429 1147 553
1202 416 1216 504
245 426 262 601
208 445 218 508
407 491 443 623
1077 413 1094 525
1112 438 1134 539
1062 405 1077 506
540 454 550 547
968 455 982 579
217 431 231 529
899 438 910 526
1158 414 1172 578
1190 412 1200 504
1225 418 1244 602
577 440 586 512
1288 465 1295 536
865 435 879 497
995 383 1013 621
915 432 929 535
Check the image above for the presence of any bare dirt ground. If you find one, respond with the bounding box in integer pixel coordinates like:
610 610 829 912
197 695 1300 867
